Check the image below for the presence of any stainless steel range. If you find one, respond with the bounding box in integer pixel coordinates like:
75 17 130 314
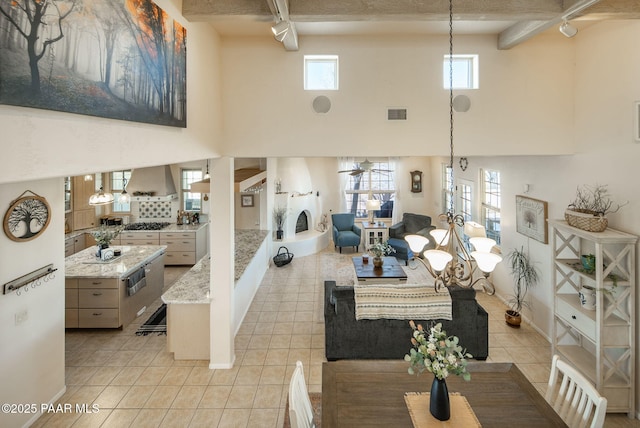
124 222 171 231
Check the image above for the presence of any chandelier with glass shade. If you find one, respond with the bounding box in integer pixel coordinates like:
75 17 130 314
404 0 501 294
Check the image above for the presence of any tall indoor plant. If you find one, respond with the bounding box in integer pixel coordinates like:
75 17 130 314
505 247 539 328
273 206 287 240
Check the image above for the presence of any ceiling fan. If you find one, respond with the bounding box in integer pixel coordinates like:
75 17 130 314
337 159 393 176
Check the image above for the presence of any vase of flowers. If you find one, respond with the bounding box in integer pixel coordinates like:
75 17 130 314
368 239 395 268
405 321 471 421
90 225 123 257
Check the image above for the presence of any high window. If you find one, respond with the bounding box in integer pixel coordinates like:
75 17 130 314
344 159 394 219
182 169 203 212
481 169 501 245
443 54 479 89
111 170 132 213
304 55 339 90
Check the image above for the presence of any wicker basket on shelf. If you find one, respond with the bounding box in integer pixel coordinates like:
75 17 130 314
565 209 608 232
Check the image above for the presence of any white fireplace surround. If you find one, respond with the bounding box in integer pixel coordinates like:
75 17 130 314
275 193 319 239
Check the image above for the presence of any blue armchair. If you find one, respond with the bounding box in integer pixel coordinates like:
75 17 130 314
331 213 361 253
388 213 436 264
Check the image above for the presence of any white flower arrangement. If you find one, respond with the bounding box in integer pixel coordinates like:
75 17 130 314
90 225 123 247
368 239 395 258
404 321 471 381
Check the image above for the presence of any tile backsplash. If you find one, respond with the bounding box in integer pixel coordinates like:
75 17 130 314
138 201 173 220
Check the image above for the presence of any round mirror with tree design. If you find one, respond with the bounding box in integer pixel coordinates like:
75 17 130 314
3 192 51 242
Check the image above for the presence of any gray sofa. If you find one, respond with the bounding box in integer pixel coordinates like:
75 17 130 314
324 280 488 360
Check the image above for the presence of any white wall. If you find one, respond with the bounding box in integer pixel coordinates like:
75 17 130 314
220 34 575 157
0 179 65 428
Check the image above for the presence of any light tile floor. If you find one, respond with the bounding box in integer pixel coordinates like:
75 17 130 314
34 249 636 427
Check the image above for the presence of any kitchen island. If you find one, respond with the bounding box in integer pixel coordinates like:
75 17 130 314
65 245 166 329
162 229 269 360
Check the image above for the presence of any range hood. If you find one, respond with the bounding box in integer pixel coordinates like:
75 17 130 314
126 165 178 201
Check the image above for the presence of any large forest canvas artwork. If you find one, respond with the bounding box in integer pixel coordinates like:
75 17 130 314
0 0 187 128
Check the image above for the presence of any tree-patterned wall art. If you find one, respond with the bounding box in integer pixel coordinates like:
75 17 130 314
0 0 187 127
3 191 51 242
515 195 548 244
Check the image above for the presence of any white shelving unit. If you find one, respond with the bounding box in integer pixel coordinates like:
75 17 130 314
550 220 637 416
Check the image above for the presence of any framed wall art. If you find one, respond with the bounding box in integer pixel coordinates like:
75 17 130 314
515 195 548 244
241 194 254 207
4 191 51 242
0 0 187 128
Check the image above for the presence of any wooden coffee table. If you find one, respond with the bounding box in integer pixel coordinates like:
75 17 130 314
352 256 408 284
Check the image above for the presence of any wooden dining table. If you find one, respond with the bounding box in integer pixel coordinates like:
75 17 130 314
322 360 567 427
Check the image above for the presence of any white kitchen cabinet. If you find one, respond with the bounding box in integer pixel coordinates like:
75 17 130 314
550 220 637 416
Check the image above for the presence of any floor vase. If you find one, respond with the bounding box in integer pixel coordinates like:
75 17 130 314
430 376 450 421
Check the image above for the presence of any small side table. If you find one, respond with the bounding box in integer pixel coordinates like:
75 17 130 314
362 221 389 249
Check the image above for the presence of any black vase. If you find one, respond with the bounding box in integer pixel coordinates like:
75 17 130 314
430 376 450 421
276 229 283 240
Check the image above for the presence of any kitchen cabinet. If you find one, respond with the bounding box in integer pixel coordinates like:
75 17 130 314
550 220 637 416
160 225 207 265
119 231 160 246
65 233 89 257
65 246 166 329
72 176 97 230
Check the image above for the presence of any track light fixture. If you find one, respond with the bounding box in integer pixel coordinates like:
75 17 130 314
559 20 578 38
271 20 289 42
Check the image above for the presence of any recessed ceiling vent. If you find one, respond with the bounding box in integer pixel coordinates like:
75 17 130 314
387 108 407 121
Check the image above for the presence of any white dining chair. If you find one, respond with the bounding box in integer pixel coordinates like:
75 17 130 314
288 360 316 428
545 354 607 428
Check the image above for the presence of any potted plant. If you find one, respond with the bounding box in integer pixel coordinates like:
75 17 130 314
404 321 471 421
273 206 287 240
368 239 395 268
89 225 123 257
566 184 627 232
505 247 539 328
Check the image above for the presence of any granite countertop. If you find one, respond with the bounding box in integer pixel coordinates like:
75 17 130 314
162 229 269 305
65 245 167 279
162 255 211 304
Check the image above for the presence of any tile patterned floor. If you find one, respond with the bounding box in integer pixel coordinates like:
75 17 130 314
33 249 636 427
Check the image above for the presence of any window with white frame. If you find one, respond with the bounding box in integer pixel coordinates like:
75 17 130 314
458 179 473 223
443 54 479 89
304 55 339 90
481 169 501 245
182 169 203 212
344 159 394 219
111 170 132 213
441 164 453 213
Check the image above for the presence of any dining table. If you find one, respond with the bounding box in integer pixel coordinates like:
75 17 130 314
322 360 567 427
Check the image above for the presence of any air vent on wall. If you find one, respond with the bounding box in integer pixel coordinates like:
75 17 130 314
387 108 407 121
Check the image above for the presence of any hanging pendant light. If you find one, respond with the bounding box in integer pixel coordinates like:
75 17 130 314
89 186 115 206
119 178 131 204
404 0 500 295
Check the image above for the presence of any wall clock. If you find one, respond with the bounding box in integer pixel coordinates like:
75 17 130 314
3 191 51 242
410 170 422 193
